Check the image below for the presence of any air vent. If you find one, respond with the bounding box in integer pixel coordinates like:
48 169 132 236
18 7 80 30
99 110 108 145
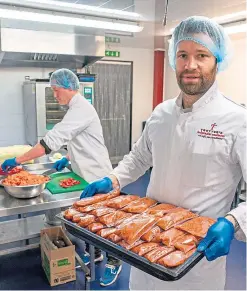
0 28 105 67
31 53 58 62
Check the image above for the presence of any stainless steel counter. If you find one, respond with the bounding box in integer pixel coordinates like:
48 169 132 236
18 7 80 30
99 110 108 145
0 187 81 217
0 159 82 217
0 158 97 287
0 160 83 255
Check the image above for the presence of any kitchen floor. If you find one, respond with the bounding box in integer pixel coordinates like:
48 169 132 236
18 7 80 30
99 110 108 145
0 171 246 290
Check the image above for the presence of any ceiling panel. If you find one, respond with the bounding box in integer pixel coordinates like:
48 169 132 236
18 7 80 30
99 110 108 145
164 0 246 33
26 0 245 31
55 0 135 11
99 0 134 10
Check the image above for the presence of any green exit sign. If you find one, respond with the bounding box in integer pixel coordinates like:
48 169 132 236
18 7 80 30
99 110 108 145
105 50 120 57
105 36 120 43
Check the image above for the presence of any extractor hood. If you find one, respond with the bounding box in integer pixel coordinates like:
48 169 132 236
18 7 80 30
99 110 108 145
0 27 105 68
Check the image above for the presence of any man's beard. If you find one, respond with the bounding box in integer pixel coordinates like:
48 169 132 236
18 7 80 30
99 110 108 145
176 66 217 96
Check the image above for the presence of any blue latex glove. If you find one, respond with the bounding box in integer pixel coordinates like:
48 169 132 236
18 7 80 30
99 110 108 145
1 157 20 172
197 217 234 261
53 157 69 171
80 177 113 199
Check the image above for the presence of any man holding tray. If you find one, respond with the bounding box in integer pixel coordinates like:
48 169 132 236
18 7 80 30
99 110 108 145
81 16 246 290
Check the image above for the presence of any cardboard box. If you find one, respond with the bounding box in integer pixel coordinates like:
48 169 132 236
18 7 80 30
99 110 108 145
40 226 76 286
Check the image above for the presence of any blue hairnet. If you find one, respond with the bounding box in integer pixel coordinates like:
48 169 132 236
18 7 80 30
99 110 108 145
50 68 80 90
168 16 232 72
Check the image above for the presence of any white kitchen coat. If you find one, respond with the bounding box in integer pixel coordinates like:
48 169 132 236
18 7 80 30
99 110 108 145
112 81 247 290
43 93 112 182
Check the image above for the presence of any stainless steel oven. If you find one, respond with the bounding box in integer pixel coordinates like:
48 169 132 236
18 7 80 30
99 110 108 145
23 76 95 146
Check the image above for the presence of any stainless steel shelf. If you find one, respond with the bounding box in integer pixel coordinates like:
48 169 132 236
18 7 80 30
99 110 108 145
0 243 40 256
46 118 62 123
0 215 46 245
46 103 61 110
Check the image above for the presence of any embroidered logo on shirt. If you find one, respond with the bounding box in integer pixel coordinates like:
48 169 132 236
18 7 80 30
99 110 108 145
197 123 225 140
210 123 217 131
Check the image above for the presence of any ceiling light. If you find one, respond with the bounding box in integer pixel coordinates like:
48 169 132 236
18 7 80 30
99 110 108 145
0 8 143 32
170 23 247 35
224 23 247 34
0 0 141 20
169 11 247 35
212 11 246 23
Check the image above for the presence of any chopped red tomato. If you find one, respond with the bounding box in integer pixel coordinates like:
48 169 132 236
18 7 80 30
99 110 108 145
0 166 23 176
59 178 80 188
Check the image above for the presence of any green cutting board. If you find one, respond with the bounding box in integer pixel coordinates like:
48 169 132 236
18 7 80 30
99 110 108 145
46 172 88 194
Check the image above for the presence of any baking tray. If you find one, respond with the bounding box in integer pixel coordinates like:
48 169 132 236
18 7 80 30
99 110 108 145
56 214 204 281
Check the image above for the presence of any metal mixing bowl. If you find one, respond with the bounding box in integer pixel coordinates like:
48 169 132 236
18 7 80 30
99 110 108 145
0 176 51 199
